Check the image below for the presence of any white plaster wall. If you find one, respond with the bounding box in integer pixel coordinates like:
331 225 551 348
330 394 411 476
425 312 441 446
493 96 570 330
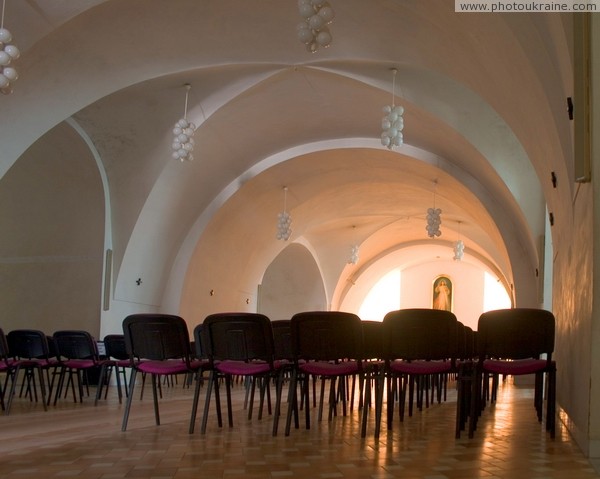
401 261 485 331
257 243 327 320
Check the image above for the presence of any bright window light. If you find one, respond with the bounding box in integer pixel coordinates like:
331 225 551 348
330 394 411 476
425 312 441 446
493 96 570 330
483 272 511 311
358 269 401 321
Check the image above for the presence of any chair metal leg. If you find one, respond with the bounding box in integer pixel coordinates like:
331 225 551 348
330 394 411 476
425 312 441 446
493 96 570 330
121 368 138 431
200 370 215 434
284 369 299 436
189 370 204 434
151 374 160 425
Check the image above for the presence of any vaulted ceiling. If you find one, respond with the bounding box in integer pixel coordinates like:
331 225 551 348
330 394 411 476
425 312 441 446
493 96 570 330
0 0 574 321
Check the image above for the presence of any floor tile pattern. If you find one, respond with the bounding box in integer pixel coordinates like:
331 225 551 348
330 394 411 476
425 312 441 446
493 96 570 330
0 376 598 479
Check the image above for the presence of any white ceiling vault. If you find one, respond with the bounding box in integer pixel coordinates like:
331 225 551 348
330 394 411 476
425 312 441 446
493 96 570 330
0 0 574 322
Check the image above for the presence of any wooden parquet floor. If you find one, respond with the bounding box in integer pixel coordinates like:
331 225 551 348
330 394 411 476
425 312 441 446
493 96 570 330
0 376 598 479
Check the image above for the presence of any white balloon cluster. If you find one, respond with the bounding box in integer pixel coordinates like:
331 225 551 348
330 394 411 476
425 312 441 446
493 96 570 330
348 244 359 265
381 105 404 149
453 239 464 261
172 118 196 161
297 0 335 53
426 207 442 238
0 27 19 95
276 211 292 241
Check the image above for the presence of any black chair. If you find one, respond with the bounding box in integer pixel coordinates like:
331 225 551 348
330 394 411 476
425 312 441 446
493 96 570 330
0 328 16 412
5 329 54 414
96 334 131 404
359 320 384 437
460 308 556 439
121 313 202 431
191 312 283 436
52 330 109 405
375 309 458 438
284 311 364 436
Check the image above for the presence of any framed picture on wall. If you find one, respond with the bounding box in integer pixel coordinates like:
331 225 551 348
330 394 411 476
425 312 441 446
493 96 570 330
432 275 453 312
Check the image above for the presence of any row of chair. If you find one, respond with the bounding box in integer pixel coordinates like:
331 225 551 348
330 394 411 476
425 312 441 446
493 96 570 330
118 307 556 441
0 308 555 443
0 328 133 414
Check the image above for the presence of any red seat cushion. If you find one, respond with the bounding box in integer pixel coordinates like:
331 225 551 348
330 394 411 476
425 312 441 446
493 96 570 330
389 359 452 375
483 358 549 375
216 360 273 376
300 360 359 376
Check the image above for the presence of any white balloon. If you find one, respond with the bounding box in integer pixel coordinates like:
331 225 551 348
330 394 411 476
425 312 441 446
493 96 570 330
318 5 335 23
4 45 20 60
381 136 391 147
172 142 181 150
177 133 189 142
188 122 196 130
311 0 323 6
298 3 315 18
308 14 325 30
0 51 10 66
0 28 12 43
183 143 193 151
297 27 314 44
173 127 182 135
177 118 188 128
177 149 186 157
183 127 194 136
316 30 331 47
0 73 8 88
382 105 392 114
381 119 391 129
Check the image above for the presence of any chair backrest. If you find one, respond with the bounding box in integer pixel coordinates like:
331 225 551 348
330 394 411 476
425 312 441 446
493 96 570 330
477 308 555 360
362 320 383 361
455 321 467 359
191 324 207 359
381 308 458 361
103 334 128 360
0 328 10 363
464 326 475 359
290 311 363 362
122 314 192 362
272 319 292 361
47 335 59 359
7 329 50 359
53 330 99 360
202 312 274 365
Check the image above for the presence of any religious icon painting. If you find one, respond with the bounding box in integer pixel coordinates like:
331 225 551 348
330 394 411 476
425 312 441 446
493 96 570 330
432 275 453 312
